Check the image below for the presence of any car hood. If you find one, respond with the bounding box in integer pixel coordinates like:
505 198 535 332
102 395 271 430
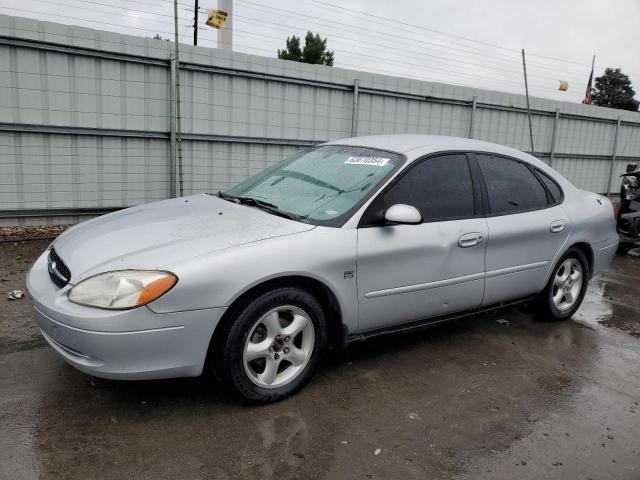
53 194 315 282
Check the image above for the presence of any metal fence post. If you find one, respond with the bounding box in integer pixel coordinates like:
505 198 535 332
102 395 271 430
168 53 177 198
549 108 560 168
168 52 176 198
468 96 477 139
606 115 622 196
351 78 359 137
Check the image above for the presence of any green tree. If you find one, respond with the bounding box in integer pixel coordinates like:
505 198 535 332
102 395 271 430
592 68 639 111
277 31 334 66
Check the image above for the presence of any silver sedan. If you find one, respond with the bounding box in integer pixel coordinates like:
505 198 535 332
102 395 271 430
27 135 618 403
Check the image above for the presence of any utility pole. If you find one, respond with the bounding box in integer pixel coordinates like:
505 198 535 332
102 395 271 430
521 49 535 155
219 0 233 51
173 0 184 196
193 0 199 45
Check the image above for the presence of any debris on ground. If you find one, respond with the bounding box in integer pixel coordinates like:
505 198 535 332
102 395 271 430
7 290 24 300
628 247 640 258
496 318 509 325
374 448 382 456
0 224 71 241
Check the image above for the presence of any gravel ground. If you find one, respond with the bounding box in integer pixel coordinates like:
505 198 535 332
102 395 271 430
0 226 71 353
0 240 50 354
0 225 71 242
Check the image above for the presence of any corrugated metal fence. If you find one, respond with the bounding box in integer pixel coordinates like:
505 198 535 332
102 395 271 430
2 14 640 225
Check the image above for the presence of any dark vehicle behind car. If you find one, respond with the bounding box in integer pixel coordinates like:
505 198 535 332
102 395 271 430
617 162 640 246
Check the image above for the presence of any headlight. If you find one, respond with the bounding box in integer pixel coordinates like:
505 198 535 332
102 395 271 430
68 270 177 310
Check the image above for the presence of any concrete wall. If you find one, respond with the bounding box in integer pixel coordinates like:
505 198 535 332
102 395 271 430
2 14 640 225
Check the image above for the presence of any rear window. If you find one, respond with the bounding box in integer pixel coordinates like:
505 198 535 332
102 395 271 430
477 154 548 215
536 169 564 204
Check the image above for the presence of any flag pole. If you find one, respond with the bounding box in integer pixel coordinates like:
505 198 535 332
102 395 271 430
583 55 596 105
521 49 535 155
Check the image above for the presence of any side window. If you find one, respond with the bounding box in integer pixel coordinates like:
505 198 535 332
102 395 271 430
476 154 547 215
375 154 475 222
536 169 564 204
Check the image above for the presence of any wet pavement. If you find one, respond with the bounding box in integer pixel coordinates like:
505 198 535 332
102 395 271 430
1 241 639 479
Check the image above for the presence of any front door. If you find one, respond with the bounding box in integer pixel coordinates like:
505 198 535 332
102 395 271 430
356 153 487 332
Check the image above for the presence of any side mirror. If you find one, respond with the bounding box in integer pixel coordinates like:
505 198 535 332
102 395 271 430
384 204 422 225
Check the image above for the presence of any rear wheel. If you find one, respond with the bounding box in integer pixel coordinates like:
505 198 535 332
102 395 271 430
535 248 589 320
215 287 327 403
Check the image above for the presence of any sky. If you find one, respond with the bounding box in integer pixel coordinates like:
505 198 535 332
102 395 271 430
1 0 639 103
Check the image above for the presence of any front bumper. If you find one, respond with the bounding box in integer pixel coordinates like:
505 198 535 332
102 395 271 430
27 251 226 380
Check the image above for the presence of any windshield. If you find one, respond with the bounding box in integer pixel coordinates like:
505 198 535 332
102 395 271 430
224 145 405 226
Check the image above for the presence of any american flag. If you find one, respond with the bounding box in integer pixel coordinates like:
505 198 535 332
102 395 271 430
582 56 595 104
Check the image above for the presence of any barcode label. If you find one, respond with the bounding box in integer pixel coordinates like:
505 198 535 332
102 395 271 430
344 156 390 166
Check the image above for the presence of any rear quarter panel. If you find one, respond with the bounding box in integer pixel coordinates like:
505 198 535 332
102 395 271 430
554 188 617 279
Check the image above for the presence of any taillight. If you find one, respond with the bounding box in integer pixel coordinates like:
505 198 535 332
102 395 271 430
610 198 619 219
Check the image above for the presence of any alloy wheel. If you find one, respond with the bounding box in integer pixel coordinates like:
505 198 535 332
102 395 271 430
552 258 583 311
243 305 315 389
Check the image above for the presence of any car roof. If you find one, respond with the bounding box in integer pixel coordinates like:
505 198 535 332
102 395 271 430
323 134 531 160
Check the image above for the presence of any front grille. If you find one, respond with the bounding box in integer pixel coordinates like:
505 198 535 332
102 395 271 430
48 248 71 288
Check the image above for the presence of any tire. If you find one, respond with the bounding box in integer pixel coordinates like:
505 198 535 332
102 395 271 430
214 287 327 404
535 247 589 321
617 242 632 255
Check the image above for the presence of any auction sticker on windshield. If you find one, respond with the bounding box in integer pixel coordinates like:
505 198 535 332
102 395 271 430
344 156 390 166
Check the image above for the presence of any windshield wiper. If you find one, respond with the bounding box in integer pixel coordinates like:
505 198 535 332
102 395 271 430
278 170 343 193
215 191 299 221
216 191 240 203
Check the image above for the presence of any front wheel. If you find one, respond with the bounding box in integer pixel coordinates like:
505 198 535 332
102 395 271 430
535 248 589 320
215 287 327 403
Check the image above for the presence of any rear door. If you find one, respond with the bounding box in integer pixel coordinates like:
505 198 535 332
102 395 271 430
356 153 487 332
473 153 570 305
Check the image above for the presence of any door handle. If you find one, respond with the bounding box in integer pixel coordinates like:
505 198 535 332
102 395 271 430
550 220 567 233
458 232 483 248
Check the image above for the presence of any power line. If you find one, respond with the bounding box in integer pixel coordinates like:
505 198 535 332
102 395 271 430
236 0 576 74
24 0 192 25
122 0 640 78
4 0 595 85
294 0 634 76
299 0 518 55
0 5 188 38
0 3 594 100
228 27 551 90
3 0 583 89
230 13 588 86
232 0 592 81
47 0 177 19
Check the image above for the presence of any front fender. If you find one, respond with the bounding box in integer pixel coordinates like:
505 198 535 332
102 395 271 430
147 227 359 332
